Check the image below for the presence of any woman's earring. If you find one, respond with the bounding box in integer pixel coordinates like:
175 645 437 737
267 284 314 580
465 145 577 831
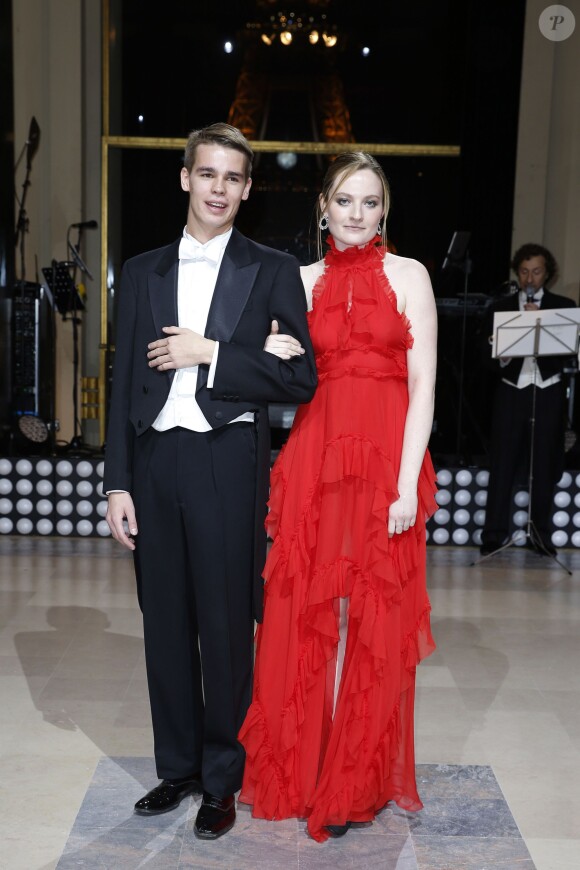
377 221 383 235
319 214 329 231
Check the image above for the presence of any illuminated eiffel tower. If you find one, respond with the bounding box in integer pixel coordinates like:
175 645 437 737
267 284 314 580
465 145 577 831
227 0 354 149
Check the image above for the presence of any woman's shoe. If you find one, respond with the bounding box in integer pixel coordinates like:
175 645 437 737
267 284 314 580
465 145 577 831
325 821 352 837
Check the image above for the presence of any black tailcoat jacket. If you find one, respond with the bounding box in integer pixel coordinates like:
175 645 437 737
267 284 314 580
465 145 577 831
103 228 317 620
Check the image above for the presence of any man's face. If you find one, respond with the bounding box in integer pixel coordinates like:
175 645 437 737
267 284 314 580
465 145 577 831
180 143 251 243
517 255 548 292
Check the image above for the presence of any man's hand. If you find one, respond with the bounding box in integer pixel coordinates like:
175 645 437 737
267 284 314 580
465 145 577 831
263 320 305 360
106 492 138 550
148 326 216 371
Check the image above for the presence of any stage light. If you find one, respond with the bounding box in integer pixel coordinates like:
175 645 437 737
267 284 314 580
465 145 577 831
554 491 571 507
0 460 12 475
56 499 73 516
76 460 93 477
322 32 337 47
452 528 469 545
432 528 449 544
37 519 53 535
17 415 48 446
0 480 12 495
16 498 33 515
455 469 473 486
475 469 489 486
56 460 73 477
77 500 93 517
261 33 274 45
224 41 233 53
97 520 111 536
276 151 298 169
280 30 292 45
36 499 53 516
138 115 144 123
453 509 469 526
436 468 451 485
0 518 14 534
56 480 73 496
77 480 93 496
56 519 73 535
362 46 370 56
36 479 52 495
16 518 33 534
553 511 570 528
15 459 33 476
96 501 108 518
36 459 52 476
16 479 33 496
77 520 93 536
309 30 319 44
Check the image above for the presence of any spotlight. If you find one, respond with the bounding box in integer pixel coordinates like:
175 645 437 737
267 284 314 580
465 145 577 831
280 30 293 45
309 30 319 44
362 46 370 56
17 414 48 445
276 151 298 170
322 32 337 47
224 41 233 53
261 33 273 45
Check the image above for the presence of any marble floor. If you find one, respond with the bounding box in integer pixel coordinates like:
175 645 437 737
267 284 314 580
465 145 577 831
1 538 579 870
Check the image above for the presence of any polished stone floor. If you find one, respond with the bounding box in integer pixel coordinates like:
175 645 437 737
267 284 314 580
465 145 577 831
1 537 579 869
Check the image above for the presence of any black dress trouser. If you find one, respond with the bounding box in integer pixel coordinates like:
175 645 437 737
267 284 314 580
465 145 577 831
132 424 256 796
482 379 565 544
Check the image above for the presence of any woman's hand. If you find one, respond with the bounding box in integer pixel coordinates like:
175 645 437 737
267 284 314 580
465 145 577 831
264 320 305 360
388 492 418 537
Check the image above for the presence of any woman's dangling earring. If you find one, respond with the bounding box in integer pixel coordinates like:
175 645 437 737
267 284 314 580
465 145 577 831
377 221 383 235
319 214 329 231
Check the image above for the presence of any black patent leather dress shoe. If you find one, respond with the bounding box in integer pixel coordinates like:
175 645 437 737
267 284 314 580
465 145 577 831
325 821 352 837
194 792 236 840
479 540 504 556
134 775 202 815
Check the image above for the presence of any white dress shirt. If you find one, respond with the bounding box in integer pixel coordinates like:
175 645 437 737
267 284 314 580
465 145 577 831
153 227 253 431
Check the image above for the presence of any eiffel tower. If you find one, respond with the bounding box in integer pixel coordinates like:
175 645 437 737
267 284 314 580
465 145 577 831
227 1 354 151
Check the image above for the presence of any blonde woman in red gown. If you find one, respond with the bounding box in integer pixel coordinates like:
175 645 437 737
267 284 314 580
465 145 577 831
239 152 438 842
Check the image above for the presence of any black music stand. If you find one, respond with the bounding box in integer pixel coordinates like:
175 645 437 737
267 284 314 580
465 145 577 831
472 309 580 574
42 262 85 316
42 262 86 451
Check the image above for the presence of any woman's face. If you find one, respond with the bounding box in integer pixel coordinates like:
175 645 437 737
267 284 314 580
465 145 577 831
322 168 384 251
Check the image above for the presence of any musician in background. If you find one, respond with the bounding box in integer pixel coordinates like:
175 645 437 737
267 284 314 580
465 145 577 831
480 243 576 556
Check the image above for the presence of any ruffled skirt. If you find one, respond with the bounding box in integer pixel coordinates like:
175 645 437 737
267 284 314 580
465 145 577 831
238 374 437 842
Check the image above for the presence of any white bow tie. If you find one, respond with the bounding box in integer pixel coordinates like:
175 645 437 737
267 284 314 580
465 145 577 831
179 236 220 267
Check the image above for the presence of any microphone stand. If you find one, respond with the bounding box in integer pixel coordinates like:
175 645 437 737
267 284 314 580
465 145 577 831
62 225 90 453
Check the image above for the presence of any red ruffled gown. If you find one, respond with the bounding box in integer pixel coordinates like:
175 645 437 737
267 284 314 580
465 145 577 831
238 236 437 842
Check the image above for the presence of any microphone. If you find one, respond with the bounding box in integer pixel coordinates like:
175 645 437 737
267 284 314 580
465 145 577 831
70 220 98 229
25 116 41 161
526 285 535 304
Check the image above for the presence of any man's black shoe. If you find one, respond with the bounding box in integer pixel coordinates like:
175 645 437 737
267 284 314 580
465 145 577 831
194 792 236 840
134 775 202 815
479 540 503 556
524 538 557 556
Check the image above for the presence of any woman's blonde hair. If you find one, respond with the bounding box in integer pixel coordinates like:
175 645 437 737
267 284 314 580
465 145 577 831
316 152 390 259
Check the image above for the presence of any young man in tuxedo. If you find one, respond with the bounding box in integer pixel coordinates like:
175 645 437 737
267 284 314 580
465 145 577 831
480 243 576 556
104 123 316 839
